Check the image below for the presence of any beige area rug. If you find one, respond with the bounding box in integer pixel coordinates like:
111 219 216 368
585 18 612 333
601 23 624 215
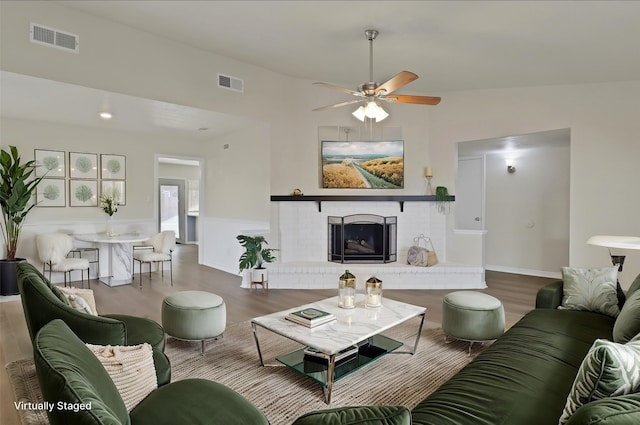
6 320 487 425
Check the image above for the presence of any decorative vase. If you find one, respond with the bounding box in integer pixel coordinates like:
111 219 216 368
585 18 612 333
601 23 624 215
365 276 383 307
106 215 114 236
338 269 356 309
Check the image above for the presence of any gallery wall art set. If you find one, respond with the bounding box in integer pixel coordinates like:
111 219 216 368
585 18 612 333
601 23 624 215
34 149 126 208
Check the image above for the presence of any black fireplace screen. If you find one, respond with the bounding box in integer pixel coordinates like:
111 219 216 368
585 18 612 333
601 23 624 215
328 214 397 263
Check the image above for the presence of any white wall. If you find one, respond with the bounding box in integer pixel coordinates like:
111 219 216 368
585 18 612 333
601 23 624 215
429 82 640 288
2 1 639 287
485 146 570 276
0 117 204 269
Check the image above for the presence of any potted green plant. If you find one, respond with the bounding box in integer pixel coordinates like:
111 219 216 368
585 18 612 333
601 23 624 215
435 186 451 214
236 235 277 284
0 146 45 295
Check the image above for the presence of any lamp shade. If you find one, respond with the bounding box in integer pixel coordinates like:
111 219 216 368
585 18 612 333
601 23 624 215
353 101 388 122
587 235 640 250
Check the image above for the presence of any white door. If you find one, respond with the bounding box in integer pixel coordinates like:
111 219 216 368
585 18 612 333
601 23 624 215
455 157 484 230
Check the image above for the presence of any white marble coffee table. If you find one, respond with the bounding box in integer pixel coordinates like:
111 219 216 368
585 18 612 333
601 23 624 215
251 295 426 403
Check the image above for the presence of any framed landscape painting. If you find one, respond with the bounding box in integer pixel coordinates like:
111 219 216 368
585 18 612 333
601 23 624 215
321 140 404 189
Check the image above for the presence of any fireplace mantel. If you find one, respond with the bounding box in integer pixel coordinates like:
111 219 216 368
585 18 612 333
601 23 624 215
271 195 455 212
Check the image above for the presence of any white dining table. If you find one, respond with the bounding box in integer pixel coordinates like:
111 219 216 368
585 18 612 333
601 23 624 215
74 233 149 287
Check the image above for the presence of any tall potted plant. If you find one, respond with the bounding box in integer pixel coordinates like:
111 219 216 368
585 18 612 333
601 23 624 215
0 146 45 295
236 235 277 284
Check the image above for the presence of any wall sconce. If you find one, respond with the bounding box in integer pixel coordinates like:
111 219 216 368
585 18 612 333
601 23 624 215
353 101 389 122
505 159 516 173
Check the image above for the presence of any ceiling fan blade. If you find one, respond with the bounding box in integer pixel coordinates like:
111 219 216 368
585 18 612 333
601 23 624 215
312 99 364 112
374 71 418 95
383 94 441 105
313 82 363 96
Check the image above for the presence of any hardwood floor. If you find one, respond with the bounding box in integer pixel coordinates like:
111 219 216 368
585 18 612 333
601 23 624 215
0 244 556 425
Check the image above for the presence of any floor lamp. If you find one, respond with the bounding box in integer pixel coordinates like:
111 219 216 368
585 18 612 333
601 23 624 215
587 235 640 271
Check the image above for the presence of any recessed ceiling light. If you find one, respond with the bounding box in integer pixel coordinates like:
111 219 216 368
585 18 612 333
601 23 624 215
99 112 113 120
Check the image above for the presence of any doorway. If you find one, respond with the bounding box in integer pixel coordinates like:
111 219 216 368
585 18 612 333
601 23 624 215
456 128 570 277
159 178 186 244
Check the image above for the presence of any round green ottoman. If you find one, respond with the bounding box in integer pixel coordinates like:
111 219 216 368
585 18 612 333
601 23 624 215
162 291 226 354
442 291 505 355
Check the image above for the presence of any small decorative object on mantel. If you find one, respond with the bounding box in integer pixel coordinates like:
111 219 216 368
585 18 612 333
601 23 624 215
424 166 433 195
292 188 303 196
338 269 356 309
435 186 451 214
365 276 383 307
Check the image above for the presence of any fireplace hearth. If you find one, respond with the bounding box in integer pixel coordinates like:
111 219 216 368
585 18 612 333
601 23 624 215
328 214 397 263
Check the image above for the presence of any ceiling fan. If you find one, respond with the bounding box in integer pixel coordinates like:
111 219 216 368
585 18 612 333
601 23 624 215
313 29 441 122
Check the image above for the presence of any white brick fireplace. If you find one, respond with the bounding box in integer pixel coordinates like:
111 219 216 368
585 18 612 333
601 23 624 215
242 199 485 290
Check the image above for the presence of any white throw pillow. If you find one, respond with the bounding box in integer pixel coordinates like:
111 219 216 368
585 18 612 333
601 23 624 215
59 287 98 315
560 266 620 317
558 338 640 424
86 343 158 412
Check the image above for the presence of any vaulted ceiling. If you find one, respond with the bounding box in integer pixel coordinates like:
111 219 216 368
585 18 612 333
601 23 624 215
3 1 639 138
57 1 640 93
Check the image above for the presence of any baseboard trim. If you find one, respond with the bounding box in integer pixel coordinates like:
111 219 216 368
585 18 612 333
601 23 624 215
485 264 561 279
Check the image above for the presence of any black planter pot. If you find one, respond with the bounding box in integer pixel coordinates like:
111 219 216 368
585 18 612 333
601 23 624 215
0 258 25 296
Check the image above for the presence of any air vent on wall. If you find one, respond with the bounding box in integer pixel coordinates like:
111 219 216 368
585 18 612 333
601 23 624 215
217 73 244 93
30 23 79 53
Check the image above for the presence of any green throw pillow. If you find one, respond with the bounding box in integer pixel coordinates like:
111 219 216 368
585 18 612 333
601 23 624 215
561 266 620 317
613 290 640 343
558 338 640 425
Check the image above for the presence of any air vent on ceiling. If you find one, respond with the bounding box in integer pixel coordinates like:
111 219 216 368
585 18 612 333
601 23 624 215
217 73 244 93
30 23 79 53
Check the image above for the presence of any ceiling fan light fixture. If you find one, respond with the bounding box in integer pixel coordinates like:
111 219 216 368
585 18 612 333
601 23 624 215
366 101 389 121
352 105 366 121
373 104 389 121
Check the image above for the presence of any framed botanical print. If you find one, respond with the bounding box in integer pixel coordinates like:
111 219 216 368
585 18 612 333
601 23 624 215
36 179 66 207
34 149 66 178
101 180 126 206
101 154 126 179
69 180 98 207
69 152 98 179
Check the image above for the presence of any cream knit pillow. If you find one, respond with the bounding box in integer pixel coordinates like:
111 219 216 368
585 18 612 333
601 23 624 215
86 343 158 412
59 287 98 315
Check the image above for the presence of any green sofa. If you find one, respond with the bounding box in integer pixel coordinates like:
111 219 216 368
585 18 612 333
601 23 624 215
407 276 640 425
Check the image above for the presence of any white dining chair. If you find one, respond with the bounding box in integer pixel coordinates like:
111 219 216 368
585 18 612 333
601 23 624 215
36 232 90 288
133 231 175 289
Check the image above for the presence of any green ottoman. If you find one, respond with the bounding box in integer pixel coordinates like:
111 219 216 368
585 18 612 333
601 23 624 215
162 291 226 354
442 291 505 355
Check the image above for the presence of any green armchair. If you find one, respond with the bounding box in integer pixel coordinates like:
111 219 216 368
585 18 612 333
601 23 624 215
34 319 270 425
17 261 170 384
